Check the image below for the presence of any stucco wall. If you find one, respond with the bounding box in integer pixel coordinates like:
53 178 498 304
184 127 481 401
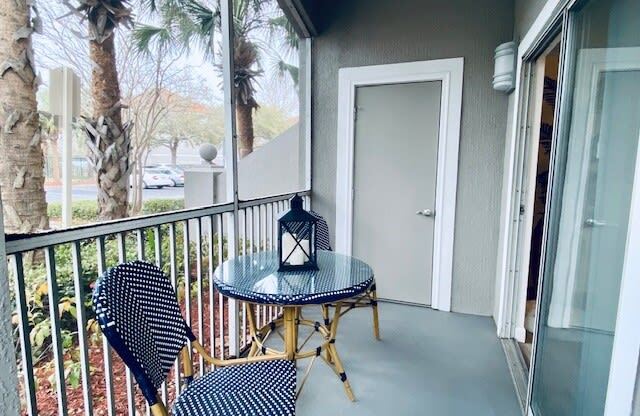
237 126 304 200
212 125 306 203
311 0 514 315
514 0 548 39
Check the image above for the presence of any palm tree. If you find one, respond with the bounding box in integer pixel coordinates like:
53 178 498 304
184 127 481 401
62 0 133 220
0 1 49 233
136 0 297 158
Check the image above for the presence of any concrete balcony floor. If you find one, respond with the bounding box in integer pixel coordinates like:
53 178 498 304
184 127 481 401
293 303 521 416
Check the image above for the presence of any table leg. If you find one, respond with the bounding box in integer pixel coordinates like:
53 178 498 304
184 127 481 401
321 305 333 364
326 302 355 401
283 307 297 360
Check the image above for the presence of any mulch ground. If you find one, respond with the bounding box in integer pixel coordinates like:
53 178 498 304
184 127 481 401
24 291 237 415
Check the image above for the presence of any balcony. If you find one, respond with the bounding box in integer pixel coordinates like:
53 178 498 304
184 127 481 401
3 0 640 413
3 191 520 415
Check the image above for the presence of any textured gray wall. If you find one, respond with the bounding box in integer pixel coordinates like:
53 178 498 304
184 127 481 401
514 0 548 39
311 0 514 315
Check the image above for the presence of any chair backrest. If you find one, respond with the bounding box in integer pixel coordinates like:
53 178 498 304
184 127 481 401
310 210 332 251
92 260 192 404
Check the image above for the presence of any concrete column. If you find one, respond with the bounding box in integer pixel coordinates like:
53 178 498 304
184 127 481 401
184 165 224 239
0 190 22 415
184 165 224 210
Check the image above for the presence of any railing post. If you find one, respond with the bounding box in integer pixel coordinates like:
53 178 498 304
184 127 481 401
0 194 21 415
221 0 240 357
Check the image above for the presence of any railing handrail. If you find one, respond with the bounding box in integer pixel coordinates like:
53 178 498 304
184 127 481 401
5 190 310 255
238 190 310 209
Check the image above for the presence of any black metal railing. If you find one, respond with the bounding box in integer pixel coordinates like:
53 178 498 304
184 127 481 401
6 191 310 416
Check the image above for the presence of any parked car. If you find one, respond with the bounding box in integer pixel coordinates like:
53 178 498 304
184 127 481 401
144 166 185 186
142 170 174 189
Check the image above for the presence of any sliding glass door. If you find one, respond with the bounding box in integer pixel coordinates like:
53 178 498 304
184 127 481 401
530 0 640 414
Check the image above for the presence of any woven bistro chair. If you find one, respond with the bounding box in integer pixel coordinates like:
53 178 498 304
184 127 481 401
305 211 380 340
93 260 296 416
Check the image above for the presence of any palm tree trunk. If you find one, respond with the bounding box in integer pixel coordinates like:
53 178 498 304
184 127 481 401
0 1 49 233
85 34 132 220
236 102 255 158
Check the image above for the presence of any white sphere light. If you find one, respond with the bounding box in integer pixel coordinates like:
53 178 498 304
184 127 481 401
199 143 218 164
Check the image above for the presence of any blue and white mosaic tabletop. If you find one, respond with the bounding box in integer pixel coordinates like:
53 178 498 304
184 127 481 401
213 251 374 306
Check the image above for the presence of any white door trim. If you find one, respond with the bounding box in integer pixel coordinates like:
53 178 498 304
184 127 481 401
495 0 568 339
335 58 464 312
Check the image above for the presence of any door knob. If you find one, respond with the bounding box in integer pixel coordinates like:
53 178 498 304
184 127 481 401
584 218 607 227
416 209 435 217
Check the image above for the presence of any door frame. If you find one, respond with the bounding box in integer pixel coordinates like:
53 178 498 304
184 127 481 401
494 0 569 341
495 0 640 413
526 47 640 416
334 58 464 312
507 39 560 344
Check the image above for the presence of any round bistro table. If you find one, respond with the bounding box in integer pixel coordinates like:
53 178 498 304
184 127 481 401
213 250 375 401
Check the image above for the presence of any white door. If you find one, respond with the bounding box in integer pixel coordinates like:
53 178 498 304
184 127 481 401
352 81 441 305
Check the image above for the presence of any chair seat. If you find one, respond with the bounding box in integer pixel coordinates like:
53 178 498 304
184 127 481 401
172 359 296 416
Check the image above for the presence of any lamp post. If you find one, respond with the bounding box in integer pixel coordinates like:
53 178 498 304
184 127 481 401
49 67 81 227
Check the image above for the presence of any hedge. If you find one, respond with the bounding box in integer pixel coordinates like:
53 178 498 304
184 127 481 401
141 199 185 215
47 200 98 221
48 199 185 222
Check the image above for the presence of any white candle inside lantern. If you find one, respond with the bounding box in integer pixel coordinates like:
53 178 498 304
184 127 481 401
289 239 309 266
282 232 296 263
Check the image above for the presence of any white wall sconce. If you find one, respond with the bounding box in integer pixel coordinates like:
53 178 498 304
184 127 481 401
493 41 517 93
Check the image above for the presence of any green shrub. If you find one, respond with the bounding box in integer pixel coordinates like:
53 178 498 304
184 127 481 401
47 200 99 221
141 199 184 215
48 199 185 223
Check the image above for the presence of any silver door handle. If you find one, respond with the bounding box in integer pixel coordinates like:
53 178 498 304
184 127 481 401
584 218 607 227
416 209 435 217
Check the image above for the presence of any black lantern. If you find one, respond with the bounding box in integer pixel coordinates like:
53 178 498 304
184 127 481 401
278 195 318 272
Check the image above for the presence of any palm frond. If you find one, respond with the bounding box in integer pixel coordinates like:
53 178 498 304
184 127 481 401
133 24 173 53
276 60 298 87
267 15 298 51
62 0 134 43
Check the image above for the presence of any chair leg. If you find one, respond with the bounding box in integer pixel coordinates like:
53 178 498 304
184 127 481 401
327 303 355 401
151 402 168 416
371 288 381 340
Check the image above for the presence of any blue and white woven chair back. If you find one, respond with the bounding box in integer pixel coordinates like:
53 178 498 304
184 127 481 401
311 211 332 251
283 210 331 251
93 260 189 403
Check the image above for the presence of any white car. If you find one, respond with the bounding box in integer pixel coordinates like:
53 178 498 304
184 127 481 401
142 171 173 189
145 167 184 186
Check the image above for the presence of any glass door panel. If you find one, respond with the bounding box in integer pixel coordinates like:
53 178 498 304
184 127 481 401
530 0 640 414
